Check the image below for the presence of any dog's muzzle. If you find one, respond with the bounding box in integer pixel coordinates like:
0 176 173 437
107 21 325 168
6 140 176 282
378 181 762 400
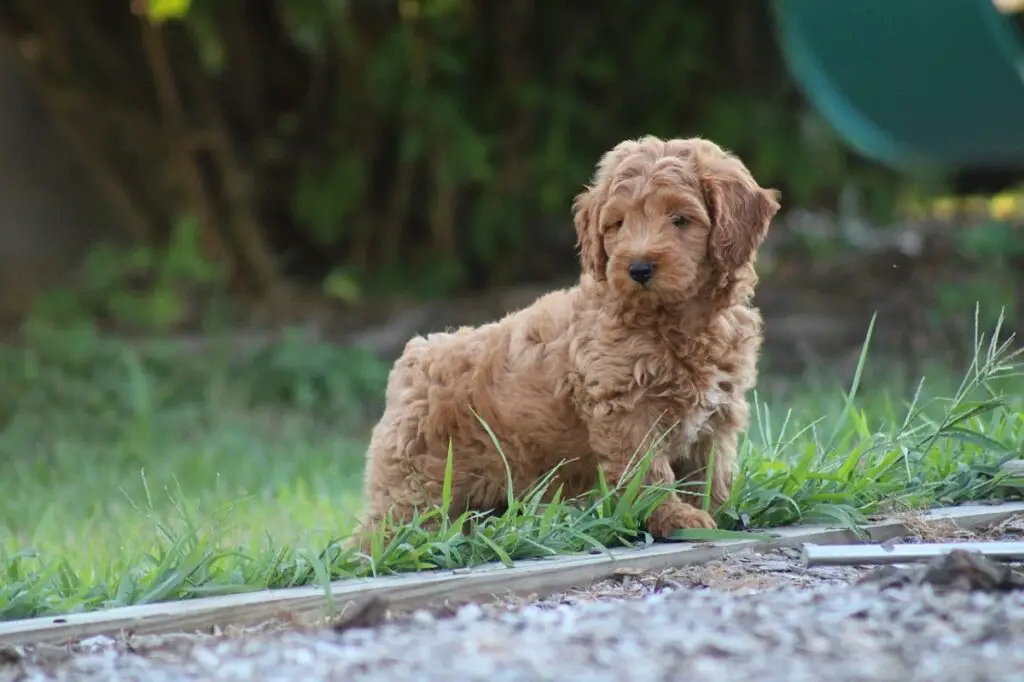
627 260 655 285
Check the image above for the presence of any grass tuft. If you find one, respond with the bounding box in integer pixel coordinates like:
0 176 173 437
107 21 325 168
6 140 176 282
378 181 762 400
1 309 1022 622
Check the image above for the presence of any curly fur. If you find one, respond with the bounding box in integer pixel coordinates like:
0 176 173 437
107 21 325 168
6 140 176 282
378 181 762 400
354 135 781 547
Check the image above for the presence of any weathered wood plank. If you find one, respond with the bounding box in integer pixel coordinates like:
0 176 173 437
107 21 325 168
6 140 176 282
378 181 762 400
802 540 1024 566
1 501 1022 647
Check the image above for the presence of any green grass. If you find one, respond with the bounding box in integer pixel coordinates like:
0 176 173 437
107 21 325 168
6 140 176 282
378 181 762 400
0 310 1022 622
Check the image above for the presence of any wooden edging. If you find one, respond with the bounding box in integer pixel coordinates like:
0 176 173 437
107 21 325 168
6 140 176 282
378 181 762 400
2 501 1024 647
802 540 1024 566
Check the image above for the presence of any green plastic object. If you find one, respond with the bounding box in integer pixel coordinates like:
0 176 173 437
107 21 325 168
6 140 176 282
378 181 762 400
772 0 1024 172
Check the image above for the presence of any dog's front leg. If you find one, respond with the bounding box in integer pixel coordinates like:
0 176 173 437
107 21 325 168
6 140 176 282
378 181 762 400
689 429 738 513
641 456 718 536
587 418 717 537
680 401 746 516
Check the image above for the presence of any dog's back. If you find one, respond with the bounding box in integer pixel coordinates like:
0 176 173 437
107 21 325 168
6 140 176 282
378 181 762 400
363 284 592 525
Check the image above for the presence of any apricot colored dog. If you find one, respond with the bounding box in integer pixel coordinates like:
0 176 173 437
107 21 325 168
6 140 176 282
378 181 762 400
355 136 780 546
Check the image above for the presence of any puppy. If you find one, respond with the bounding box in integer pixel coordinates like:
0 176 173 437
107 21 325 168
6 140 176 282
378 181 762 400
354 136 780 547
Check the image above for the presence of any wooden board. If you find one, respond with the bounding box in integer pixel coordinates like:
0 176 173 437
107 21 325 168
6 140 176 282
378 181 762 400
2 501 1023 647
803 540 1024 566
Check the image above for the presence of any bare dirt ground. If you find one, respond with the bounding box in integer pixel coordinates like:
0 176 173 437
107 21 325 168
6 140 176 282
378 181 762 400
4 515 1024 682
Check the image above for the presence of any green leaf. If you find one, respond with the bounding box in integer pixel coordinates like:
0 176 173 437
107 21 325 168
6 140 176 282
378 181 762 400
323 271 363 304
146 0 192 23
939 427 1020 458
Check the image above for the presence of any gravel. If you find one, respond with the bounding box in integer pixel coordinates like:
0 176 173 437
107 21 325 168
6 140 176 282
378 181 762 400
5 580 1024 682
5 519 1024 682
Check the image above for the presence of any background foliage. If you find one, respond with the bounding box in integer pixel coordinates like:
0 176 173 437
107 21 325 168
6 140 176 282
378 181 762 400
0 0 905 309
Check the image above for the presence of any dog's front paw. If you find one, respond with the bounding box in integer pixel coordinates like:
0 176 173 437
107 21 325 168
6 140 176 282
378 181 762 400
647 502 717 537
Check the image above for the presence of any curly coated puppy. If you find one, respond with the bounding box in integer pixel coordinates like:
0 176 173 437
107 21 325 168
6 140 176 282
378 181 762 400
354 136 780 547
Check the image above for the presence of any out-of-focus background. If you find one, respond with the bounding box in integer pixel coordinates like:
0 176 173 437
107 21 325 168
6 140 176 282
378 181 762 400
1 0 1023 618
0 0 1020 373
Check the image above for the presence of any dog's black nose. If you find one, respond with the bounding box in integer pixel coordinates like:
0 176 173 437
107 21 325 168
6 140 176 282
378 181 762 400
628 260 655 284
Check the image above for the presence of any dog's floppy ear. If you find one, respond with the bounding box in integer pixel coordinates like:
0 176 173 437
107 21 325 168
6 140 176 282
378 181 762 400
696 149 781 271
573 186 608 280
574 140 643 281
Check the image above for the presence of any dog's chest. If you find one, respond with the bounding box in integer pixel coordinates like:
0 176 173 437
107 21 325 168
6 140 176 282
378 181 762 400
653 366 732 446
680 377 730 444
572 334 740 444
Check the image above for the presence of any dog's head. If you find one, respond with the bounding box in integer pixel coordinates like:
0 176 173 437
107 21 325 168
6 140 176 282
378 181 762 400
573 136 780 305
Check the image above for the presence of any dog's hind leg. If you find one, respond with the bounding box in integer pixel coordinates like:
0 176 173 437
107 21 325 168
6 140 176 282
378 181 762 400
349 406 452 552
348 481 445 554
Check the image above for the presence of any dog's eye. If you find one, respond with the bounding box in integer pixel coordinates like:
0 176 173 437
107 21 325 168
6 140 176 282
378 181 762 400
671 215 690 228
607 220 623 231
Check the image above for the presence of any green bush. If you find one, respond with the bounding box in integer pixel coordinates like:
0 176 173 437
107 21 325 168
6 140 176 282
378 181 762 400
0 331 389 440
0 1 901 298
